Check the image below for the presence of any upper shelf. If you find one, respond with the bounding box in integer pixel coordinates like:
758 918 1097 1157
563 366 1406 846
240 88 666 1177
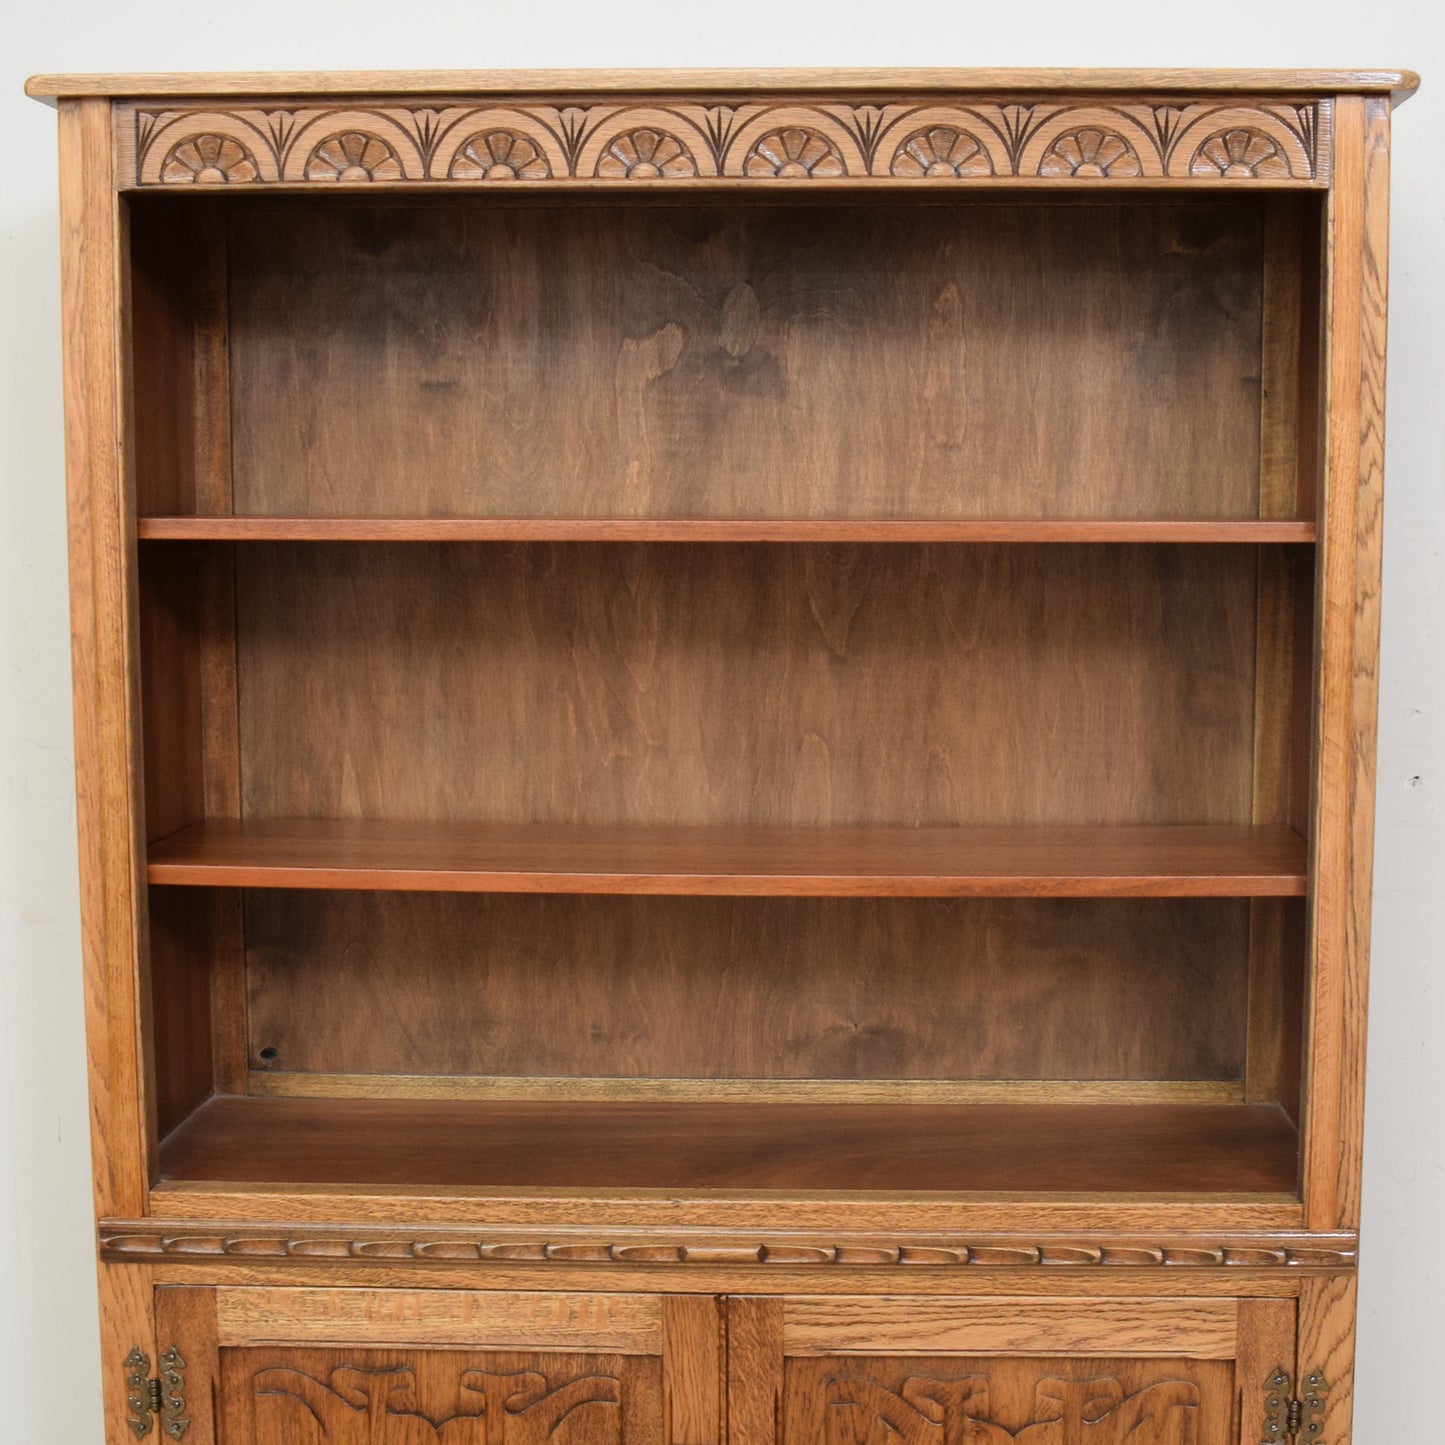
147 820 1308 897
136 517 1319 545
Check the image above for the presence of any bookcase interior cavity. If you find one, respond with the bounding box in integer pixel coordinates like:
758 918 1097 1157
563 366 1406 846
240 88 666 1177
128 181 1323 1199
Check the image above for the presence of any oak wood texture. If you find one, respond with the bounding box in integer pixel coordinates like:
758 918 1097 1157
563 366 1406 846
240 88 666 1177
783 1353 1233 1444
156 1285 220 1445
59 97 152 1223
208 541 1273 830
38 68 1407 1445
136 516 1321 543
1302 95 1392 1239
147 820 1307 896
155 1096 1300 1195
236 892 1255 1088
662 1297 725 1445
27 68 1421 99
219 1345 662 1445
218 201 1268 520
779 1297 1238 1358
214 1288 662 1350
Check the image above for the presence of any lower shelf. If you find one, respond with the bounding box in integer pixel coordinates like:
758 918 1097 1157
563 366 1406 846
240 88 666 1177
156 1097 1299 1196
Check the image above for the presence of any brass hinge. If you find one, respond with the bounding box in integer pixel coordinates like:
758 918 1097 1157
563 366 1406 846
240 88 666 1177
122 1347 190 1439
1262 1366 1330 1442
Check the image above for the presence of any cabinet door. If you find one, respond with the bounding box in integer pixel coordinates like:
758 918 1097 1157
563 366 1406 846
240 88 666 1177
727 1295 1294 1445
153 1286 722 1445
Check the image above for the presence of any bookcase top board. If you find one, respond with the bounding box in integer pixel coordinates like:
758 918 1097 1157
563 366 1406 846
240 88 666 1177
25 67 1420 99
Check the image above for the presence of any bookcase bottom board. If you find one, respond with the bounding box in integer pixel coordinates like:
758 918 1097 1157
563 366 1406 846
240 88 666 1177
155 1095 1299 1195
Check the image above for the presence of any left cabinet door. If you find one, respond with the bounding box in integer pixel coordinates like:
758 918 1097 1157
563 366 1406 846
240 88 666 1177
152 1285 724 1445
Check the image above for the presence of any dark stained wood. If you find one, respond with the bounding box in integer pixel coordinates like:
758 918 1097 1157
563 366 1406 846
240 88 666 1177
226 200 1266 522
241 892 1252 1084
137 517 1320 543
227 542 1268 829
146 887 218 1139
149 820 1307 896
157 1095 1300 1194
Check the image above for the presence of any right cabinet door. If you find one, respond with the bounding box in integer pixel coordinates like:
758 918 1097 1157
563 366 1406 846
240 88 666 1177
727 1295 1295 1445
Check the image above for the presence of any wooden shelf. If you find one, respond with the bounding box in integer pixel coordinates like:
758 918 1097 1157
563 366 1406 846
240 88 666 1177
135 516 1320 544
146 820 1308 897
157 1095 1299 1195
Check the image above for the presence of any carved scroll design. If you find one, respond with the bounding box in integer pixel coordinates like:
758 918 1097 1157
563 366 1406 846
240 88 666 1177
253 1364 621 1444
127 97 1328 187
99 1224 1359 1269
827 1373 1200 1443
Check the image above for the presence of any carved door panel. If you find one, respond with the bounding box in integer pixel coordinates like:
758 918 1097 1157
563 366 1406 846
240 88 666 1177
727 1296 1297 1445
152 1286 721 1445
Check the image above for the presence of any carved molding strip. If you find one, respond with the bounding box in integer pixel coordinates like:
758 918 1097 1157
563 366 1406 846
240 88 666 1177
124 97 1330 187
100 1224 1357 1269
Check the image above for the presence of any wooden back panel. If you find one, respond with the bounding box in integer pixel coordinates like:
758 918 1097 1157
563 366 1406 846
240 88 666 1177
214 196 1273 521
229 541 1268 829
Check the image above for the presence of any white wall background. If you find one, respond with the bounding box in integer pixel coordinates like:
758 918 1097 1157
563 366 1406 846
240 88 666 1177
2 5 1440 1440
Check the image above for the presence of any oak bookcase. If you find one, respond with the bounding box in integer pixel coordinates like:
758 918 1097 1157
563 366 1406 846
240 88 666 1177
30 65 1414 1444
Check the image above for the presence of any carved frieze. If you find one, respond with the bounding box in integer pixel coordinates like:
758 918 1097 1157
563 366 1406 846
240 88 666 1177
99 1224 1357 1269
123 97 1329 187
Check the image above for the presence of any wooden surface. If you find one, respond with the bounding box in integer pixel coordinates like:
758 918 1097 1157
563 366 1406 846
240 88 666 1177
59 98 152 1224
156 1096 1300 1194
1303 95 1392 1244
223 201 1266 520
26 67 1420 98
661 1297 724 1445
780 1296 1238 1358
783 1354 1233 1443
137 516 1320 542
238 891 1255 1087
219 1345 662 1445
215 1288 662 1350
148 820 1307 896
219 542 1269 829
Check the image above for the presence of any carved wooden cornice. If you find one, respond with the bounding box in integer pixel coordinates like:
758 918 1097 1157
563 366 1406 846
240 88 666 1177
119 97 1330 189
100 1223 1357 1268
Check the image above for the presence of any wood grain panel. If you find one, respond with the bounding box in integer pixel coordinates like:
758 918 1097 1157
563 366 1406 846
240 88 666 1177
781 1297 1237 1358
783 1354 1233 1445
155 1286 219 1445
219 1346 662 1445
1235 1298 1296 1445
239 892 1251 1084
662 1297 724 1445
727 1298 784 1445
60 97 152 1223
156 1095 1300 1194
232 542 1263 829
215 1289 662 1351
1303 95 1391 1235
147 887 218 1137
226 200 1265 520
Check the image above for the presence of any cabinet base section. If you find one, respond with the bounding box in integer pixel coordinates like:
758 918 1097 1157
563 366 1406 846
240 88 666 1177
156 1096 1299 1196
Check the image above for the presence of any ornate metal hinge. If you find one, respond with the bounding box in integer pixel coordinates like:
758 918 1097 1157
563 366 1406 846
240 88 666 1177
123 1346 190 1438
1262 1366 1329 1442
